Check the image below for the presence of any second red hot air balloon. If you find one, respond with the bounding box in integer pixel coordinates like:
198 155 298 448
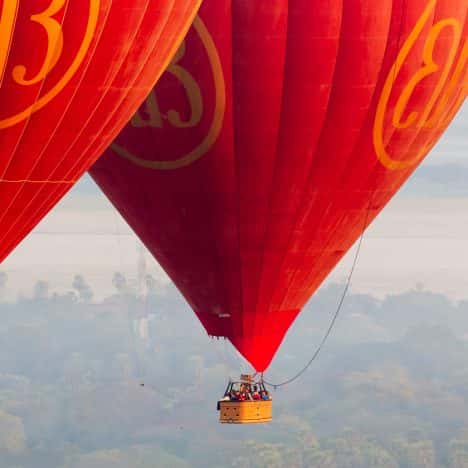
91 0 467 371
0 0 201 262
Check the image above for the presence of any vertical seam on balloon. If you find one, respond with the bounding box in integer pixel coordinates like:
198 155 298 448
338 0 406 187
390 0 408 98
190 5 230 337
340 0 408 190
280 0 351 308
366 0 415 188
276 0 401 311
296 0 403 304
264 31 342 315
278 203 334 312
211 0 235 340
317 0 407 260
251 0 290 344
368 0 423 200
0 1 113 248
206 0 236 341
0 1 74 244
2 0 197 259
263 0 345 317
231 0 244 342
284 0 378 311
301 0 406 281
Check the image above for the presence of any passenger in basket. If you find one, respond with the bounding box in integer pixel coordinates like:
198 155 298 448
252 385 261 400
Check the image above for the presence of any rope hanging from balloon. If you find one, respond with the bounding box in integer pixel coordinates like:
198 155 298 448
262 203 372 389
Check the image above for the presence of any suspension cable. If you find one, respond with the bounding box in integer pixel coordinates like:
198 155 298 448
262 205 371 389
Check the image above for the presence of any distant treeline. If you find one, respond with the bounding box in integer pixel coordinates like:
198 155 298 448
0 276 467 467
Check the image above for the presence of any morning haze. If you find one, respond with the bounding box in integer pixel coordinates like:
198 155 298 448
0 104 466 467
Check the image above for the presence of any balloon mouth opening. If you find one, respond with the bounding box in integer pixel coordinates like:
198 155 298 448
192 309 301 370
229 335 280 372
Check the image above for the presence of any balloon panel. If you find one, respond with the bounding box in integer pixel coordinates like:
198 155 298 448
91 0 467 370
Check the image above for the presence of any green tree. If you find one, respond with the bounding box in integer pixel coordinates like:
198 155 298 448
391 435 436 468
325 430 398 468
449 429 468 468
0 410 26 454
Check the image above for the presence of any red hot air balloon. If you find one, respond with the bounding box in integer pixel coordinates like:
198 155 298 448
0 0 201 262
91 0 467 371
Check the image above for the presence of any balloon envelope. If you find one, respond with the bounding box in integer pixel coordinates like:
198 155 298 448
91 0 467 371
0 0 200 262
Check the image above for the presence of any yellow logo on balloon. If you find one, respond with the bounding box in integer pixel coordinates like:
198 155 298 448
112 15 226 170
130 40 204 131
373 0 467 170
0 0 99 129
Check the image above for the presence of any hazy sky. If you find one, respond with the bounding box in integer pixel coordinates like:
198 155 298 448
2 104 467 301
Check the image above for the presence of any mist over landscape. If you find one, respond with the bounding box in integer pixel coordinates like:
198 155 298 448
0 270 468 468
0 106 466 467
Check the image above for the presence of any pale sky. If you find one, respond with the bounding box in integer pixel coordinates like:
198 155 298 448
1 104 467 302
